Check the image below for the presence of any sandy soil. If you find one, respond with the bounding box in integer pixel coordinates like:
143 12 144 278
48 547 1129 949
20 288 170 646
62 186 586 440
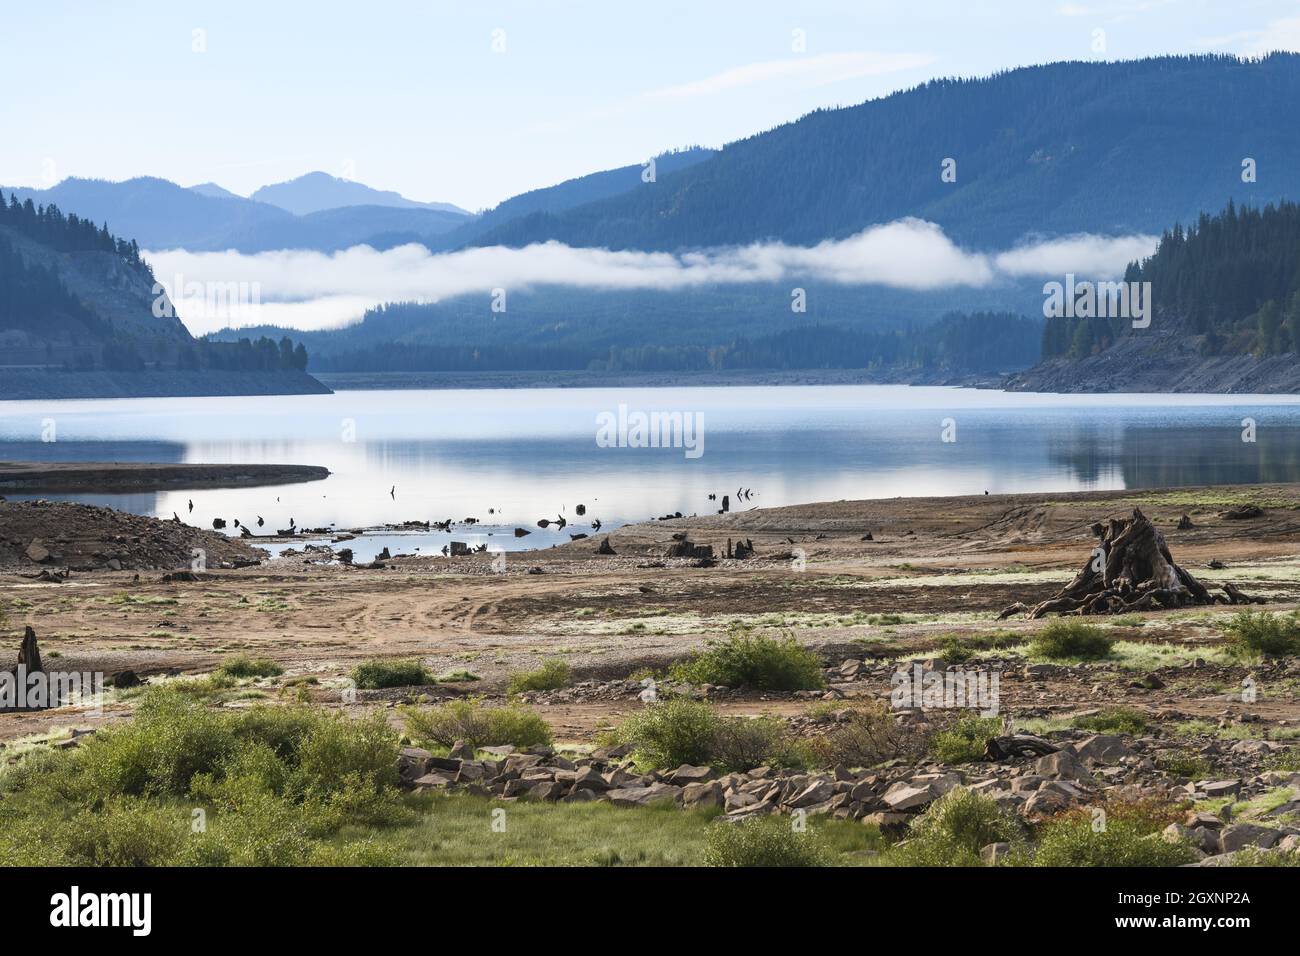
3 482 1300 743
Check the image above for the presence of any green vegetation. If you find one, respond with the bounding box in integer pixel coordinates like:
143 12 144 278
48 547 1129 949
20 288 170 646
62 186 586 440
1223 610 1300 658
893 787 1023 867
808 702 907 768
506 658 572 695
1032 803 1199 867
1073 706 1149 736
938 631 1020 663
670 631 825 691
1156 750 1213 779
928 716 1002 764
704 817 829 867
216 656 284 680
0 687 403 866
1029 619 1114 660
399 698 552 750
351 659 433 689
607 699 809 772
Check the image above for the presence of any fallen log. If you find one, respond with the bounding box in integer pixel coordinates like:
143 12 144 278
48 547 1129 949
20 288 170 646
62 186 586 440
999 508 1261 619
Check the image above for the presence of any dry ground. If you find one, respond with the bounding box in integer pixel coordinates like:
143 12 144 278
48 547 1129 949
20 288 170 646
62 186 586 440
4 483 1300 743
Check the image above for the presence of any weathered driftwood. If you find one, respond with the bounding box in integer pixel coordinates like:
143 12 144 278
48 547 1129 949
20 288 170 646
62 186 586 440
999 508 1261 620
984 734 1060 761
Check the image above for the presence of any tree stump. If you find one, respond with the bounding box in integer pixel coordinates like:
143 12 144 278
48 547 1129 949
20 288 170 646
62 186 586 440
18 625 42 674
999 508 1260 619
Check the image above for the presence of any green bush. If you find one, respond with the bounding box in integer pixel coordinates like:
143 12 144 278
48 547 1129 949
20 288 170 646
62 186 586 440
1223 610 1300 658
671 632 824 691
1029 619 1114 660
937 632 1020 663
928 716 1002 764
216 655 285 679
351 659 433 689
609 700 807 772
1155 750 1213 780
1073 706 1149 736
399 698 553 750
893 787 1023 866
507 658 572 695
1033 812 1199 866
1263 749 1300 773
704 818 828 867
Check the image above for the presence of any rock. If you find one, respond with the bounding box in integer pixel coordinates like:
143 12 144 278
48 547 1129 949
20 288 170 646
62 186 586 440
681 781 724 809
523 781 562 802
1200 779 1242 799
1072 734 1135 765
668 764 716 787
881 782 937 811
1220 823 1280 853
861 812 912 831
110 669 142 689
1033 749 1095 782
608 784 681 808
1021 788 1071 818
725 790 759 813
788 779 835 809
448 740 476 760
411 772 454 790
572 767 612 792
25 541 50 563
980 842 1011 865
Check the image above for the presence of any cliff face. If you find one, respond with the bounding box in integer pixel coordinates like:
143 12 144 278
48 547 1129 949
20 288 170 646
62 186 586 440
1003 327 1300 394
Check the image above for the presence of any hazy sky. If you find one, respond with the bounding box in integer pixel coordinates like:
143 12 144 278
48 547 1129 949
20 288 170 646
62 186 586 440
4 0 1300 211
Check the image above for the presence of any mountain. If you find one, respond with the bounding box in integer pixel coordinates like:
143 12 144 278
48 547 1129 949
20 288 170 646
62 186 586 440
426 148 714 250
189 182 241 200
465 54 1300 252
0 190 327 398
251 171 467 217
1 177 467 252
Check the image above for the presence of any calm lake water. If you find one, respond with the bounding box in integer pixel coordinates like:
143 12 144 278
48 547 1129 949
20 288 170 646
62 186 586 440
3 385 1300 560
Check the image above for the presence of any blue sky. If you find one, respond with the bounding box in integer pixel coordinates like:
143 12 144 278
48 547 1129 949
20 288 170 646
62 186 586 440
4 0 1300 210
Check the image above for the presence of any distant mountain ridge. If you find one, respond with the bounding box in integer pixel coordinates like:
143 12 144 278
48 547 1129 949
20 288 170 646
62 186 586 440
0 176 469 253
249 171 468 217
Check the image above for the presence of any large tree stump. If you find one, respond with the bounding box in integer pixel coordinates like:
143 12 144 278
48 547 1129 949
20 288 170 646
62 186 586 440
999 508 1259 619
18 625 42 674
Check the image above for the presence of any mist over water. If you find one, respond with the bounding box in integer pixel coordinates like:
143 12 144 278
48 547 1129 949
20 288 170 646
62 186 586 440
3 385 1300 560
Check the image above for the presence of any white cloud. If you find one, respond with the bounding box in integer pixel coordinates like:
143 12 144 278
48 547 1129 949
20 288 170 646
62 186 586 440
145 222 1157 335
994 232 1157 277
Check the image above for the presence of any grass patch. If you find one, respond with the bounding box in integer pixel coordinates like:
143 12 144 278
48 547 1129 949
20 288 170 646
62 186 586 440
892 787 1023 867
670 631 824 691
1029 620 1114 660
1155 750 1214 780
1073 706 1149 736
216 656 284 680
506 658 571 695
1032 801 1198 866
351 659 432 690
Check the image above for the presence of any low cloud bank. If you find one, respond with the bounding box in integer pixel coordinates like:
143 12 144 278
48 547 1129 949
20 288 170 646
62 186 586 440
145 219 1158 335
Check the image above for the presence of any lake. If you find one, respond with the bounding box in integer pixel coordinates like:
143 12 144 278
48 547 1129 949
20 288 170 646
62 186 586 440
2 385 1300 561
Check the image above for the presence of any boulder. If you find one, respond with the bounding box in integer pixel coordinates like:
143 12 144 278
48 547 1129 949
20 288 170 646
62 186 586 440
1219 823 1280 853
681 781 724 809
881 782 937 812
608 784 681 808
669 764 717 787
1072 734 1136 765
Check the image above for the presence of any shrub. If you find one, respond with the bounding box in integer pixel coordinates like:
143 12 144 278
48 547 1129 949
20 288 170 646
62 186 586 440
610 699 721 769
929 716 1002 764
1029 619 1114 660
704 818 828 867
1263 749 1300 773
808 702 908 768
507 658 572 695
1223 611 1300 658
58 799 191 866
671 632 824 691
1073 706 1149 736
893 787 1023 866
938 632 1020 664
399 698 553 750
350 659 432 689
1033 811 1198 867
609 700 805 772
216 656 284 679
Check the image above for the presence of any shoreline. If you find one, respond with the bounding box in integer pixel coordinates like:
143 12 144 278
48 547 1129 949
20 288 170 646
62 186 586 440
0 461 330 493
